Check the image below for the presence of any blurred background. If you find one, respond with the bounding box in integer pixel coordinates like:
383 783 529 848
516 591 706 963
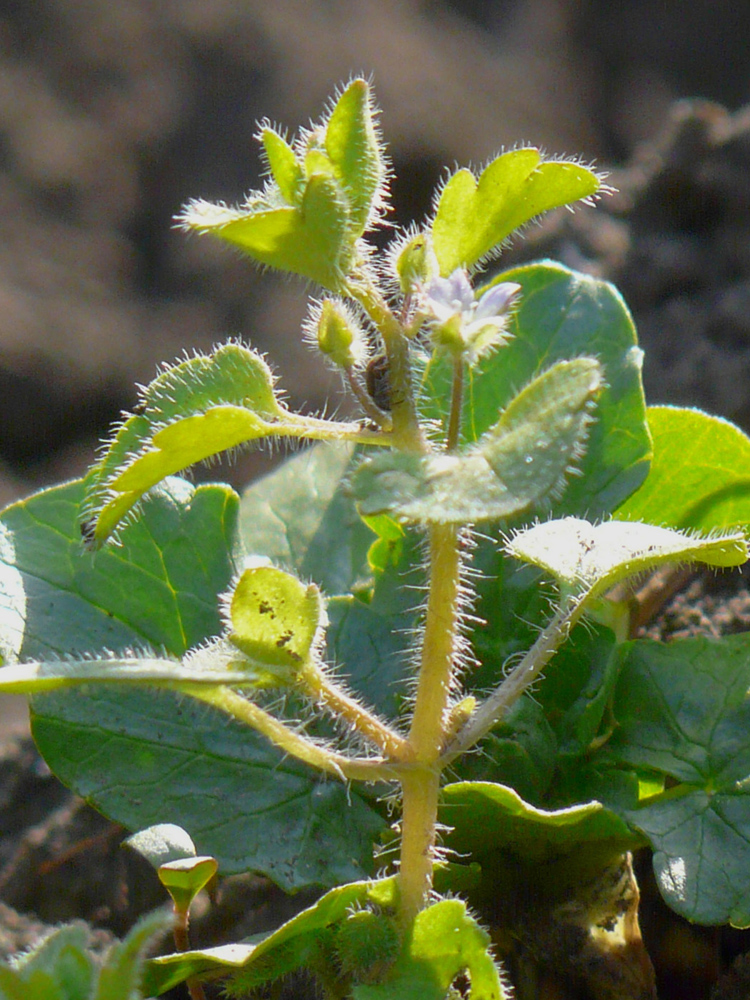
0 0 750 509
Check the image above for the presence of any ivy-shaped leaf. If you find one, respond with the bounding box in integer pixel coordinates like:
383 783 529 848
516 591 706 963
431 149 600 275
353 359 602 524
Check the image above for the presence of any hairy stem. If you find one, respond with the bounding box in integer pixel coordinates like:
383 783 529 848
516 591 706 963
182 685 399 783
442 592 588 762
398 522 462 923
301 663 410 760
446 357 464 452
345 278 425 453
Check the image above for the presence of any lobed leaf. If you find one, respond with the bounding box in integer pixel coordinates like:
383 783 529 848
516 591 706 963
601 634 750 925
615 405 750 531
431 149 600 275
261 126 303 205
0 477 383 887
506 517 748 601
419 262 651 518
181 173 353 289
353 358 602 524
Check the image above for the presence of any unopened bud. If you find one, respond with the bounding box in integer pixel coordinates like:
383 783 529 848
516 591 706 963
395 233 438 294
315 299 366 368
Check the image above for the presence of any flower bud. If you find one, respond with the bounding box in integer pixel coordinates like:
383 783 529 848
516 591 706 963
315 298 367 368
394 232 438 294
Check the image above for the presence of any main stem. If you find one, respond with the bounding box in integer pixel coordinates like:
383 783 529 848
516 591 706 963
398 522 462 926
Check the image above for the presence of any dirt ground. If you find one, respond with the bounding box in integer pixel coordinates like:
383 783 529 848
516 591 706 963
2 1 750 997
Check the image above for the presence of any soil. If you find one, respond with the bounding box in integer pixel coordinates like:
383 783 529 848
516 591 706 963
2 2 750 998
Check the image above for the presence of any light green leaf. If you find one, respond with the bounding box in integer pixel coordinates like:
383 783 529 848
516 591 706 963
354 899 507 1000
228 565 324 677
325 78 385 235
615 405 750 531
125 823 197 868
93 909 174 1000
182 174 353 289
602 634 750 925
440 781 638 865
431 149 600 275
353 359 602 524
158 857 219 914
506 517 747 600
144 878 397 995
261 127 303 205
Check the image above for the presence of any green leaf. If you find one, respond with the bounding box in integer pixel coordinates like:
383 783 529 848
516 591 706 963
85 343 283 545
239 441 374 597
0 477 236 660
158 857 219 914
506 517 747 601
353 358 603 524
615 405 750 531
181 174 353 289
261 126 303 205
93 909 174 1000
144 877 397 996
420 262 651 518
440 781 638 866
228 565 324 677
32 685 385 888
431 149 600 275
0 477 382 887
354 899 507 1000
325 78 385 236
600 634 750 925
125 823 197 868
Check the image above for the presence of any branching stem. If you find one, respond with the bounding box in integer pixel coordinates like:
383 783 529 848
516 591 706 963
182 685 400 783
301 663 410 760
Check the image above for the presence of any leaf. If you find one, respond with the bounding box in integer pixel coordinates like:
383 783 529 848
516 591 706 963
431 149 600 275
353 358 603 524
158 857 219 914
599 634 750 925
239 441 374 597
615 405 750 531
0 477 236 660
261 127 303 205
125 823 196 867
440 781 638 865
181 175 353 289
325 78 385 236
0 478 383 888
419 262 651 518
144 878 397 996
93 909 175 1000
85 343 283 546
32 685 385 889
354 899 507 1000
228 565 324 677
506 517 747 601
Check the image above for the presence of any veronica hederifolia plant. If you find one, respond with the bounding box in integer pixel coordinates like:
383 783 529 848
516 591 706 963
2 79 750 999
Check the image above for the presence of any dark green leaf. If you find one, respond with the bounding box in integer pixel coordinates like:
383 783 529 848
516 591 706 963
420 262 651 518
602 634 750 925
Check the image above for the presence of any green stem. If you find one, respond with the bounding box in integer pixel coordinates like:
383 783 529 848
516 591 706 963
182 685 399 783
446 357 464 452
345 278 425 453
398 522 462 924
301 663 409 760
441 593 588 762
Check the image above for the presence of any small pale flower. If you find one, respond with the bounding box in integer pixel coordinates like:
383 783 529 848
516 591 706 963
420 268 520 363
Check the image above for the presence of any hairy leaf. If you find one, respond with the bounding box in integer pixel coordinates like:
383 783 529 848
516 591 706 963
431 149 600 275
